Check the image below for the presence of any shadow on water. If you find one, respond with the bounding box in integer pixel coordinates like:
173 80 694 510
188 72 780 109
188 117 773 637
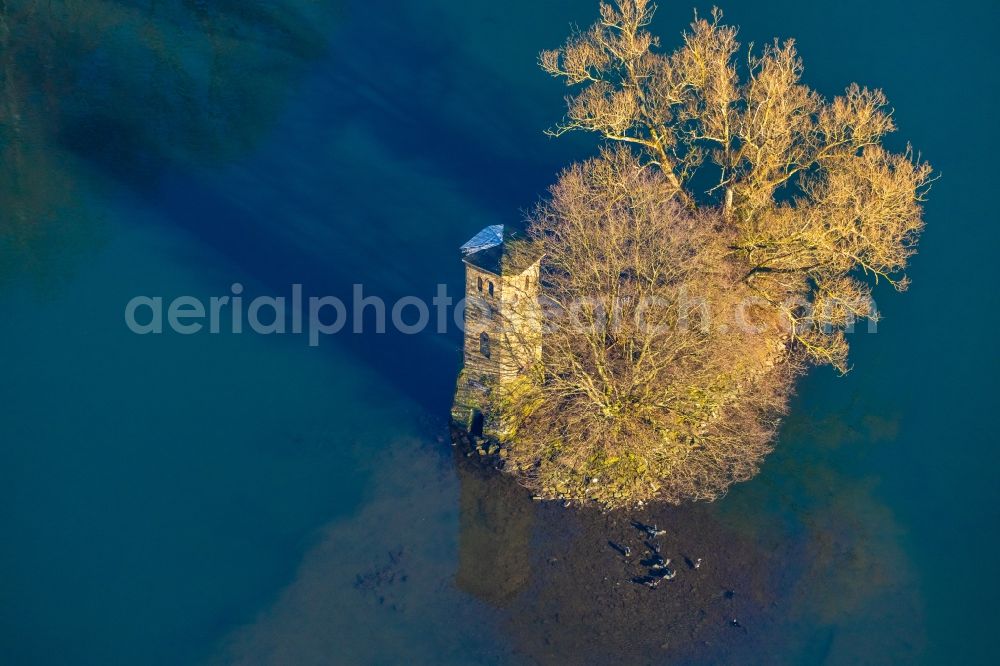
0 0 337 286
37 0 585 414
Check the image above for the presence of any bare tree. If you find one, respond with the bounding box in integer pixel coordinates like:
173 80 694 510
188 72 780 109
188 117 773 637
496 149 799 507
486 1 931 507
540 0 932 371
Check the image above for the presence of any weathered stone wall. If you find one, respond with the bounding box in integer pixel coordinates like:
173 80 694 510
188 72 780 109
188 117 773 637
462 265 502 380
452 264 501 429
498 261 542 383
452 259 541 434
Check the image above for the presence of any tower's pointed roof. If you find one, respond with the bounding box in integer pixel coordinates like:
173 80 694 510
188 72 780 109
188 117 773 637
461 224 541 276
460 224 504 255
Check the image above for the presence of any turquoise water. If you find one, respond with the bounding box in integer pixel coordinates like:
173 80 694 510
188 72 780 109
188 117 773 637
1 0 996 663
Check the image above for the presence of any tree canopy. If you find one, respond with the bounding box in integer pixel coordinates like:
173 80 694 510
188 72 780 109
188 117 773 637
487 1 931 508
539 0 931 371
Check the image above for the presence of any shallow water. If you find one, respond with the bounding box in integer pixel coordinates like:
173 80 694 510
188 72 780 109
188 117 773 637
1 1 996 664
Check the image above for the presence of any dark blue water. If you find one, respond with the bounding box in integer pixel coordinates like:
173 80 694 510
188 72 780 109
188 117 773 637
1 1 996 663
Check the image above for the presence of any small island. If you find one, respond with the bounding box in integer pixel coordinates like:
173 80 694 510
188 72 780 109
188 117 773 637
453 0 931 509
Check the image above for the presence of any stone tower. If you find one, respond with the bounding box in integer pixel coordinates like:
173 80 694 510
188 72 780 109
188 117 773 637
452 225 542 437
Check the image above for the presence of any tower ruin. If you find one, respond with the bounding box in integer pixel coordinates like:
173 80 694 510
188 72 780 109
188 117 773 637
452 225 542 437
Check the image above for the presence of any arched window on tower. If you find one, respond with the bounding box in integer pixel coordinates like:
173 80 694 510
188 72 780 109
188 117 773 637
479 332 490 359
488 281 494 297
477 276 483 292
